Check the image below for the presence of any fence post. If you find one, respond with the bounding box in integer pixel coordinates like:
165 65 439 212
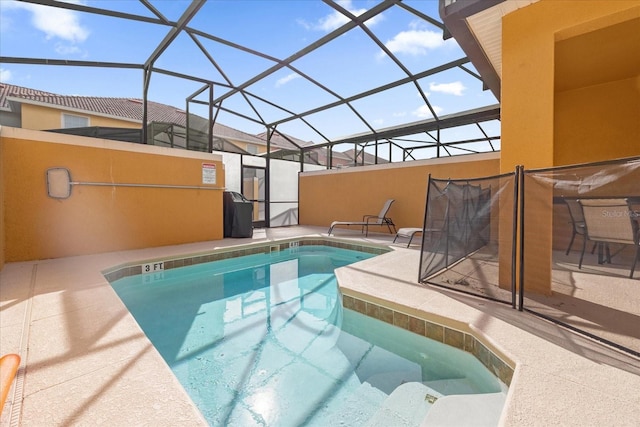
511 166 519 309
417 174 432 283
518 165 525 311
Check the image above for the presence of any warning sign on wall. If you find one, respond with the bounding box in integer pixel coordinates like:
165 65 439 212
202 163 217 185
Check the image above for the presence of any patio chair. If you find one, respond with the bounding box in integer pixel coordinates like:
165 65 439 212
393 227 423 247
564 198 589 255
578 198 640 279
328 199 396 237
393 219 449 248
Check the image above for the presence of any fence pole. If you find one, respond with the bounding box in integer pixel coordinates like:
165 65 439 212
417 174 432 283
518 165 525 311
511 167 519 309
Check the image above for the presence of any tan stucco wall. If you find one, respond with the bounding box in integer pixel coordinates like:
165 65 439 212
554 75 640 165
21 104 140 130
501 0 640 172
299 153 501 232
0 127 224 264
500 0 640 294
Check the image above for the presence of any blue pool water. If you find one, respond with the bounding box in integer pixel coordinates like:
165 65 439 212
111 245 505 426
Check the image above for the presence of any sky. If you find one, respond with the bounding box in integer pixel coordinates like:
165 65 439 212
0 0 500 157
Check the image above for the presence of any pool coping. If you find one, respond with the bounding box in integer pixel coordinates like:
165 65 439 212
3 227 639 426
342 294 514 388
102 237 390 282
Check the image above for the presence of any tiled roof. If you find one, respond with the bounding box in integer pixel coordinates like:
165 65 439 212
340 148 389 164
252 129 384 165
255 130 314 150
0 83 267 145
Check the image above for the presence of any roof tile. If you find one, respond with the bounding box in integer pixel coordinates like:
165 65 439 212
0 83 267 145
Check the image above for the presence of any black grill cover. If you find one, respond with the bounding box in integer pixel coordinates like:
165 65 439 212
223 191 253 238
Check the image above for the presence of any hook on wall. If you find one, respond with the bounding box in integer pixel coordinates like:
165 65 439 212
45 167 224 199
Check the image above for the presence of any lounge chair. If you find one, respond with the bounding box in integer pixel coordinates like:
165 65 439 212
328 199 396 236
393 227 423 247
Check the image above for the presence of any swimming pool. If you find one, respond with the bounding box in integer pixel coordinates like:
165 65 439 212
110 245 506 426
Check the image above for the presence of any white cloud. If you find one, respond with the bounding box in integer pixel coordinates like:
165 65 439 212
33 6 89 43
5 0 89 43
0 13 13 34
377 21 447 59
301 0 383 32
55 44 83 55
275 73 301 88
429 81 466 96
296 18 312 31
383 29 444 56
316 10 350 32
0 68 13 82
412 104 443 119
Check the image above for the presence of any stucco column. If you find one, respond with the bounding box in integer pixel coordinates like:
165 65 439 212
499 3 556 295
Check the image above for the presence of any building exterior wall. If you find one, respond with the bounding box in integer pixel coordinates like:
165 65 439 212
18 103 272 154
20 103 139 130
0 127 225 264
554 75 639 165
501 0 640 172
500 0 640 294
230 140 267 155
299 152 501 232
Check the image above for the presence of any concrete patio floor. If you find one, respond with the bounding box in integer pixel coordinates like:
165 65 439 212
425 246 640 355
1 226 639 426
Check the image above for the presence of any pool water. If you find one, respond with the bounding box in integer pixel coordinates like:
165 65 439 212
111 245 505 426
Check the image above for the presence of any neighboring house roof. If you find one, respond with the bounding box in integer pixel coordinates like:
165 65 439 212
0 83 267 146
340 148 389 165
253 130 381 167
255 130 314 150
0 83 53 112
0 83 384 165
255 130 385 165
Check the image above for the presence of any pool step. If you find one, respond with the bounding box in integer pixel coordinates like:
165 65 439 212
364 381 506 427
365 382 441 427
424 378 478 395
421 391 506 426
323 380 387 426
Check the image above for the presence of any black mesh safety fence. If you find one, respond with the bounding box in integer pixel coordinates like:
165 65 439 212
521 156 640 355
418 156 640 356
418 171 519 306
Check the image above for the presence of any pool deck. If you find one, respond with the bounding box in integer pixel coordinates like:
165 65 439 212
1 226 639 426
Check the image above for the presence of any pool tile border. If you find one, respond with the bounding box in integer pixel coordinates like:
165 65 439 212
102 237 389 283
342 294 515 387
102 238 513 387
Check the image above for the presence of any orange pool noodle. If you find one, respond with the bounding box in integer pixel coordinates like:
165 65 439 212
0 354 21 413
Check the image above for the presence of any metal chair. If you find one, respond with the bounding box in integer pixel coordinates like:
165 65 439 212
328 199 396 236
393 227 423 247
564 198 587 255
579 198 640 279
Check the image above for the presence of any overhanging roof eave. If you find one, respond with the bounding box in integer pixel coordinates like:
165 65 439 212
439 0 504 100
